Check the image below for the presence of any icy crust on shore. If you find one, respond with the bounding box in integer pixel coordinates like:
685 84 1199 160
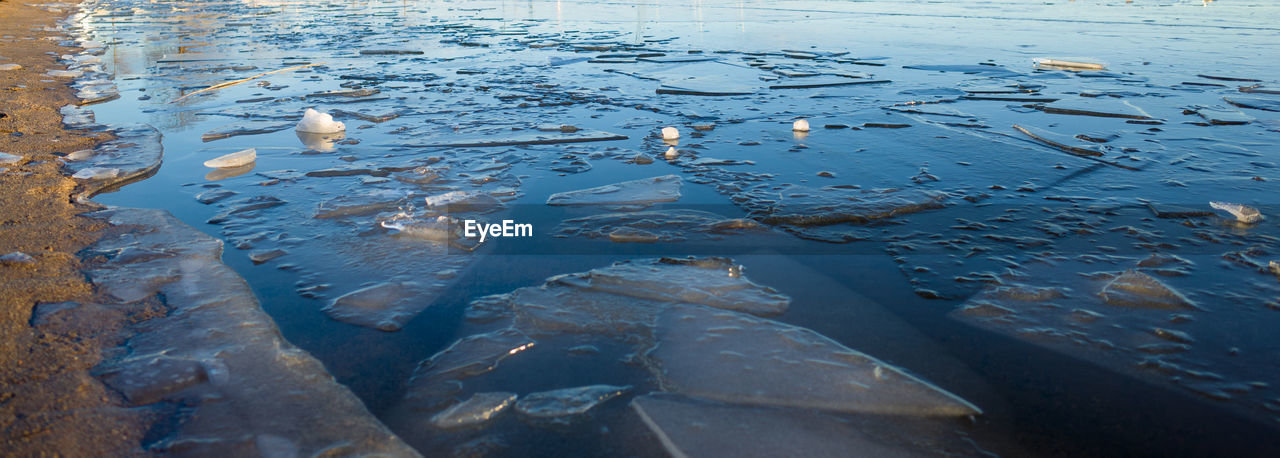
387 257 984 456
65 124 163 199
81 208 418 456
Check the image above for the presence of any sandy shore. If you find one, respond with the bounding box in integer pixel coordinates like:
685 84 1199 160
0 1 150 454
2 4 421 455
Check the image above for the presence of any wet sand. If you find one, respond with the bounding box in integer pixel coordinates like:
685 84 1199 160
0 0 151 455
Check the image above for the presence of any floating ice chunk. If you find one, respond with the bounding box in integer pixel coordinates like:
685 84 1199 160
1193 106 1253 125
203 148 257 168
1033 58 1105 70
647 304 982 416
322 281 430 331
1209 201 1263 223
546 175 682 206
631 395 966 458
295 108 346 134
248 248 286 264
664 146 678 159
792 119 810 132
0 64 21 71
314 193 406 219
381 214 459 243
1034 99 1150 119
550 257 789 315
71 166 120 180
661 126 680 140
424 191 502 211
430 392 517 429
514 385 630 421
1099 270 1196 310
0 152 21 166
205 163 254 181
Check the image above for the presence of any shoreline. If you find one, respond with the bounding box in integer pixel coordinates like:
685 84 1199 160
0 0 147 454
2 2 417 455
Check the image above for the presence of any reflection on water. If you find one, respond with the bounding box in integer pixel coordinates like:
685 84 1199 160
69 0 1280 456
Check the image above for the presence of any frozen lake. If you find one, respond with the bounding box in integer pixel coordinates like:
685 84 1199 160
62 0 1280 455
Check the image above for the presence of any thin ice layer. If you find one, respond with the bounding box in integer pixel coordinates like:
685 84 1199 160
1100 270 1197 310
756 187 948 226
548 257 789 316
322 281 433 331
84 208 418 456
66 124 163 199
546 175 683 206
645 304 982 416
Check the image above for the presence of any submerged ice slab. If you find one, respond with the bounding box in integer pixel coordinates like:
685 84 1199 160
404 328 537 405
546 175 682 206
322 281 433 331
1100 270 1197 310
646 304 982 416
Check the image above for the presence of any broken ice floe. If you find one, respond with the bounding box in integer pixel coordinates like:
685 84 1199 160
430 392 517 429
546 175 682 206
514 385 631 423
389 257 981 454
648 304 981 416
65 124 163 199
